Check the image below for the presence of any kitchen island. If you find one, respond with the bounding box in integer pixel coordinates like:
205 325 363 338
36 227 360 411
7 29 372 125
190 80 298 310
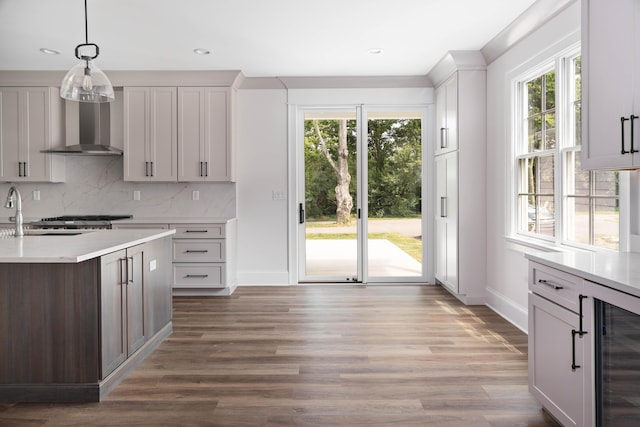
0 229 175 402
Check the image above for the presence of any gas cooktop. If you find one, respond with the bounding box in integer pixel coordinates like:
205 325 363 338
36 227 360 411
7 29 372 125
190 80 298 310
31 214 133 229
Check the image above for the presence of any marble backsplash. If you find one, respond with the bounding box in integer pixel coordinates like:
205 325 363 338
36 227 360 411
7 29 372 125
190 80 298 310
0 156 236 221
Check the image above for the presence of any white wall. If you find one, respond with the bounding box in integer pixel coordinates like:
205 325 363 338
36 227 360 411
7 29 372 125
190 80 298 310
485 1 581 331
235 89 290 284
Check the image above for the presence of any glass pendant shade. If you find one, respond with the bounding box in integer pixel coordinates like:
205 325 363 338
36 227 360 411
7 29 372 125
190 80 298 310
60 60 114 103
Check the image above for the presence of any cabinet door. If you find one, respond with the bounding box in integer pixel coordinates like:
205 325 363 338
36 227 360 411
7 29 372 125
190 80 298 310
582 0 636 169
434 153 458 292
100 249 127 379
126 244 145 355
0 88 21 179
203 88 232 181
529 293 584 427
435 75 458 156
123 88 150 181
124 87 177 182
149 88 177 181
0 87 63 182
22 88 51 181
178 87 205 181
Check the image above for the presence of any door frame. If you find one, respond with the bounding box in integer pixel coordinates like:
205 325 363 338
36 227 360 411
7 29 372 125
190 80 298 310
286 88 434 286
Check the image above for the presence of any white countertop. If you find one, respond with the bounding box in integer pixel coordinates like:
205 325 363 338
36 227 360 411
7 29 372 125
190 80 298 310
0 229 175 263
115 217 235 225
525 251 640 297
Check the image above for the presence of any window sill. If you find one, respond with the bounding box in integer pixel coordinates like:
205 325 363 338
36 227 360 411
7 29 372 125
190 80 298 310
504 235 596 255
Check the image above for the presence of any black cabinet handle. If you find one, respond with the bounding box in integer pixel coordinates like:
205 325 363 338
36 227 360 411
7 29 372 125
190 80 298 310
150 161 154 177
299 203 305 224
571 329 581 370
185 274 209 278
185 230 208 233
631 115 639 153
538 279 564 290
621 116 630 154
185 249 208 253
578 294 588 336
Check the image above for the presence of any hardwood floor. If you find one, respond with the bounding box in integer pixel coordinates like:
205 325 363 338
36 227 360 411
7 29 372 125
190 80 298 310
0 285 559 426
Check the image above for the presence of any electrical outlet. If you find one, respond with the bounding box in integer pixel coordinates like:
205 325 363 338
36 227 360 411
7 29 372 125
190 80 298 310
133 190 141 201
272 190 286 201
32 190 40 201
192 190 200 201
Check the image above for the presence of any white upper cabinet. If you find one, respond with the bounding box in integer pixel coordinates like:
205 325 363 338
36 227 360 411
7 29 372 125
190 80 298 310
0 87 65 182
178 87 234 182
123 87 177 182
435 74 458 156
582 0 640 169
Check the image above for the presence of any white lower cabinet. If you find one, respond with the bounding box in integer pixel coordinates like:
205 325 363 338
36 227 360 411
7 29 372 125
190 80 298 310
171 224 229 290
529 293 584 426
113 219 237 294
528 261 590 427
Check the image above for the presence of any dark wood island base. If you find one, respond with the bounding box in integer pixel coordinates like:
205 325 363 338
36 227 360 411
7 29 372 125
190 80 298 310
0 234 173 402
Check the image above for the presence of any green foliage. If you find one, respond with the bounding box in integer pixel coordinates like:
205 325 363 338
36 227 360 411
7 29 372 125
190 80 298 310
304 117 422 219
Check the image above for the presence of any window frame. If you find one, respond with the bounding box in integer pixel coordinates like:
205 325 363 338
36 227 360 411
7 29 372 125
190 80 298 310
510 46 623 252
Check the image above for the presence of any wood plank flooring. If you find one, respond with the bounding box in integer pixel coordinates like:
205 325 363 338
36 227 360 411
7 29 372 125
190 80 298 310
0 285 559 426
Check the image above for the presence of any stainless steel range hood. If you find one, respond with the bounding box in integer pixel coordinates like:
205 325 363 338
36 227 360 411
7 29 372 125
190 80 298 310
42 102 123 156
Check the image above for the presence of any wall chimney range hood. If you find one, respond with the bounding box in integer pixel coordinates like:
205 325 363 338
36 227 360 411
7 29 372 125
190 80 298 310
42 102 122 156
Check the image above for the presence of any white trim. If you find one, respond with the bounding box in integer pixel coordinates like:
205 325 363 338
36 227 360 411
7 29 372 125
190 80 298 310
504 31 581 240
237 273 291 286
485 287 529 333
481 0 577 64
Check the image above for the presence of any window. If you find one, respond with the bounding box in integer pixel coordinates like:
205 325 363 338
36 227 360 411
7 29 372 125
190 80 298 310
514 51 620 250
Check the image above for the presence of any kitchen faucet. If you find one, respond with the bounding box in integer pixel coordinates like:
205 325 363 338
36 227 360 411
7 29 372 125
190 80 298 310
4 185 23 237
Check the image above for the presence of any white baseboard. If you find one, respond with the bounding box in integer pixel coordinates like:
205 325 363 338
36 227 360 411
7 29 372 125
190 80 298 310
485 287 528 333
238 272 290 286
173 284 237 297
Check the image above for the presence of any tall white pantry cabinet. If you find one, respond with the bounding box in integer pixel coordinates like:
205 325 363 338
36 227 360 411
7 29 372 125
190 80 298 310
430 52 487 304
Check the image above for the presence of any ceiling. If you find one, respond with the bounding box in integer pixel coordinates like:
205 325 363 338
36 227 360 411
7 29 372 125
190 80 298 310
0 0 542 77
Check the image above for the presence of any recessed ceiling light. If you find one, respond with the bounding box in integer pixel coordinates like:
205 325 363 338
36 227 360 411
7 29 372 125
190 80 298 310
40 48 61 55
368 48 384 55
193 48 211 55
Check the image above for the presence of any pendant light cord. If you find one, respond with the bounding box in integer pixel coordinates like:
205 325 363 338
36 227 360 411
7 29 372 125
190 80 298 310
84 0 89 44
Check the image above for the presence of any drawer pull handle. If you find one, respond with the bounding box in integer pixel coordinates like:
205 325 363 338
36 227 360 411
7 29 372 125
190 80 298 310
185 230 208 233
185 250 208 253
185 274 209 278
571 329 581 370
538 279 564 290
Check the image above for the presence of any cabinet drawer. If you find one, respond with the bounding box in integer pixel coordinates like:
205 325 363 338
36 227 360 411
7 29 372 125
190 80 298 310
173 264 225 288
529 262 583 312
173 239 224 262
171 224 224 238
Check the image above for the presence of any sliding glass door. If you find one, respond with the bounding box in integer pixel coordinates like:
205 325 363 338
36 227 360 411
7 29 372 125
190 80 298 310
298 107 425 283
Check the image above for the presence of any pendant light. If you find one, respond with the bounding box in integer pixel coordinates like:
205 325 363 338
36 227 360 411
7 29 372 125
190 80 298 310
60 0 114 103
